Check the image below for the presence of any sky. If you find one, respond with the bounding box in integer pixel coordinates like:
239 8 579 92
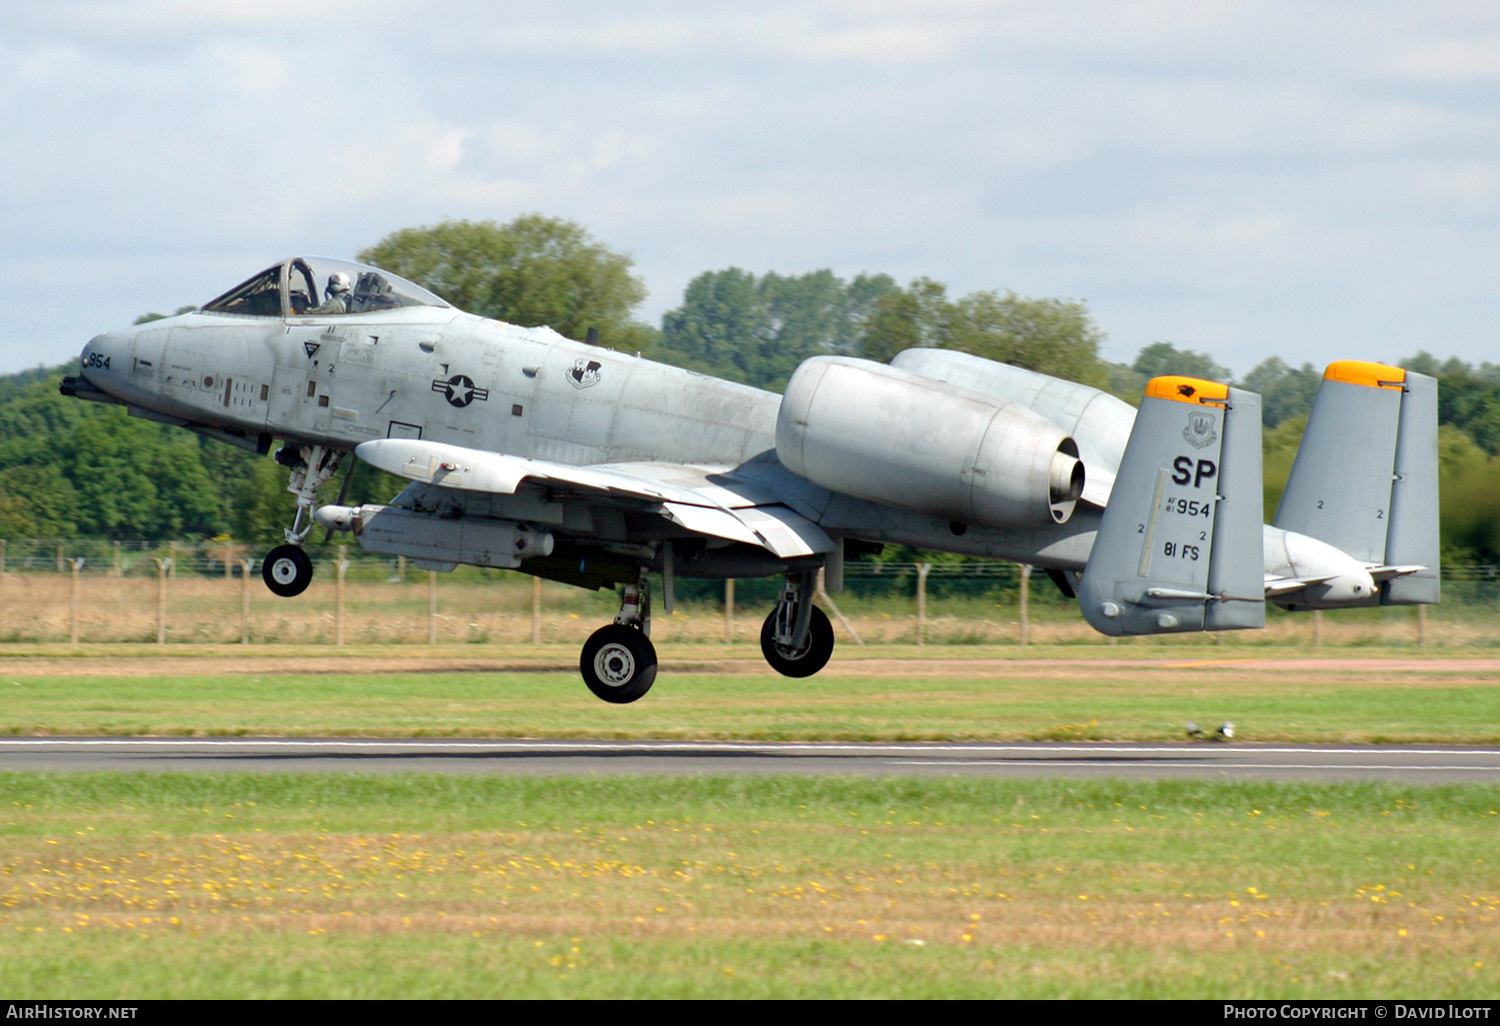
3 1 1498 378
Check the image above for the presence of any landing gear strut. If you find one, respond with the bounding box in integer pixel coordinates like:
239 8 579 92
760 569 835 678
579 567 658 703
261 444 344 598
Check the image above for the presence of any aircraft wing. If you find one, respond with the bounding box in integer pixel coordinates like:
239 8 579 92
354 438 834 559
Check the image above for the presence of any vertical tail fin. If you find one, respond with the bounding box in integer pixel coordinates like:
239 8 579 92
1078 376 1264 636
1273 361 1439 605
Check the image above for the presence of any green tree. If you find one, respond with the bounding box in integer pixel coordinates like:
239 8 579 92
359 216 657 350
1238 356 1322 429
1104 362 1146 404
858 280 1108 388
1402 354 1500 456
856 278 954 364
948 290 1107 388
0 464 79 538
1131 341 1231 384
658 268 898 390
133 306 198 325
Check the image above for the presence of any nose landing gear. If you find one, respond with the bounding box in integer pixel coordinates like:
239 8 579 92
262 545 314 597
261 444 344 598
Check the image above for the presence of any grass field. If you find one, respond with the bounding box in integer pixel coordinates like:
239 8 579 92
1 642 1497 743
2 631 1498 998
2 773 1498 998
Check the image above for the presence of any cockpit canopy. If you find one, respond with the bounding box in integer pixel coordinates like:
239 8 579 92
201 257 451 318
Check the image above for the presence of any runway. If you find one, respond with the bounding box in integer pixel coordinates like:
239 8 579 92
3 737 1500 782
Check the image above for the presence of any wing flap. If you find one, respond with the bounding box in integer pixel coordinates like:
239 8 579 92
662 502 763 548
356 438 832 559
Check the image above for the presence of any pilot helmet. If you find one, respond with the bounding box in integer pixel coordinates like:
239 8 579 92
327 273 352 296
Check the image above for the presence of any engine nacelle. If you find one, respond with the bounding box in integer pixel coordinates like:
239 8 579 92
890 348 1136 508
776 357 1085 527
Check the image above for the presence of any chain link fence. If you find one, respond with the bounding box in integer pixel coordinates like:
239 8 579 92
0 538 1493 648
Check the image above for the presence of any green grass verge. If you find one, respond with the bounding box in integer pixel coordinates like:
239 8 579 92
2 773 1497 998
2 648 1497 742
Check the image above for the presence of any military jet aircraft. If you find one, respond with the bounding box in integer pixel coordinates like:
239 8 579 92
62 256 1439 702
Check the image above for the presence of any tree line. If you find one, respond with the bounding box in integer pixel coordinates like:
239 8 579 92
4 215 1498 563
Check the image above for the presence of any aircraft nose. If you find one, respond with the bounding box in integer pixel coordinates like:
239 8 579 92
79 332 118 382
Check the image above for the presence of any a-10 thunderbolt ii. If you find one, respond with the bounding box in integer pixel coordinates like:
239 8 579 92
61 255 1440 702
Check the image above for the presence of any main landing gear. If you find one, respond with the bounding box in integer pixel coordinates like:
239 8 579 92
261 444 344 598
580 568 658 704
575 566 835 704
759 569 835 678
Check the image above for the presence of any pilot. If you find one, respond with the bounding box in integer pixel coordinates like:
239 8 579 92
307 273 352 315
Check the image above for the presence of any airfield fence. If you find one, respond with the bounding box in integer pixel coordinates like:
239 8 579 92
0 537 1496 647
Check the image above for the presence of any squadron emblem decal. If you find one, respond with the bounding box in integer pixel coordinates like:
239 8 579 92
432 374 489 408
1183 411 1218 449
568 358 602 389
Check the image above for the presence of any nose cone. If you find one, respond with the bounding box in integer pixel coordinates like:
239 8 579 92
79 332 118 383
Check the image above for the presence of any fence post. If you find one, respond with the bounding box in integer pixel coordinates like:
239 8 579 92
69 557 83 644
112 541 122 577
916 563 930 646
154 557 172 644
1018 564 1031 646
724 579 735 644
817 567 862 644
56 544 65 574
335 546 348 646
240 559 253 644
531 575 542 643
428 570 438 644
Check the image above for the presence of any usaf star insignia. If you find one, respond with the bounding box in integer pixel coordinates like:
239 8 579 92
432 373 489 408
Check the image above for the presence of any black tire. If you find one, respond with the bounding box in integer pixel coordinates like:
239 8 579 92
262 544 313 598
760 605 835 678
580 624 658 704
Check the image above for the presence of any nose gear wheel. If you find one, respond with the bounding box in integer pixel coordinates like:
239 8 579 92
262 544 313 597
